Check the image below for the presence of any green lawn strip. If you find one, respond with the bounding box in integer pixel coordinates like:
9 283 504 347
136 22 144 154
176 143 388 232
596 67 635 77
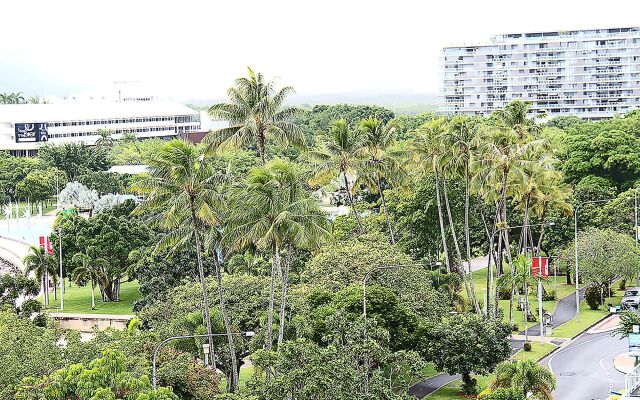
41 279 139 315
422 363 439 379
512 342 557 362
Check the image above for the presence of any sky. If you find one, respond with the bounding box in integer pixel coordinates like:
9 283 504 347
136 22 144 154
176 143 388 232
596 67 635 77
2 0 640 100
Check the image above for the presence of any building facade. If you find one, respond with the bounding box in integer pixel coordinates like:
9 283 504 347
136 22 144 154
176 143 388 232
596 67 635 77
440 27 640 119
0 101 200 156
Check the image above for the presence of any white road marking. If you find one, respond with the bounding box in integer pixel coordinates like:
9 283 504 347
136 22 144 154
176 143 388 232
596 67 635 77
599 349 626 394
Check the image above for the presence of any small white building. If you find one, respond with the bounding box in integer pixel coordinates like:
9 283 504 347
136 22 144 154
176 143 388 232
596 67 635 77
0 101 200 156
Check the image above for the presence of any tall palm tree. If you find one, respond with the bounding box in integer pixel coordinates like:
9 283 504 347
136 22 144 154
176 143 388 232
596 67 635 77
440 116 482 314
0 93 8 104
225 159 330 381
491 360 556 400
23 246 57 306
71 252 105 310
206 67 306 165
357 117 407 244
132 139 239 391
309 119 367 234
411 118 453 274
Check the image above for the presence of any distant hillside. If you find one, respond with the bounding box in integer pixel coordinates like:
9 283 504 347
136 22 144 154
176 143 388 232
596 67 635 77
183 91 438 115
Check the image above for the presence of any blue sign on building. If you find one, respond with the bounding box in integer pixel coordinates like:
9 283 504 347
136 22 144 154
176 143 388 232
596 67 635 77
15 122 48 143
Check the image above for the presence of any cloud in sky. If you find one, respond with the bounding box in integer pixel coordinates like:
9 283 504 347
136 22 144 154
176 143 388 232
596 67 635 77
2 0 640 99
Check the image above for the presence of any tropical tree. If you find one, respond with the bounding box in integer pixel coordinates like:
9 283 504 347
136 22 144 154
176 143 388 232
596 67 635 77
225 159 330 381
309 119 367 234
411 118 454 275
71 252 106 310
132 139 239 390
439 115 483 313
357 117 406 244
23 246 57 306
206 67 306 165
491 360 556 400
95 129 115 147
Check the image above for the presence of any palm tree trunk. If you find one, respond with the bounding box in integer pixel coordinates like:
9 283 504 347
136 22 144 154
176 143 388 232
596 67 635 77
344 173 364 234
212 254 239 392
277 244 292 348
377 178 395 244
442 173 473 301
433 169 450 273
189 201 215 369
257 131 266 165
265 241 280 384
464 165 481 314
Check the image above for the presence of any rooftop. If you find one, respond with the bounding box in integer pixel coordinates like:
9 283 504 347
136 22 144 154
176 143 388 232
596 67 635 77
0 101 198 123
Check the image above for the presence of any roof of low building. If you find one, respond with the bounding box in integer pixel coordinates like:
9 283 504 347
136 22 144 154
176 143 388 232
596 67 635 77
0 101 198 123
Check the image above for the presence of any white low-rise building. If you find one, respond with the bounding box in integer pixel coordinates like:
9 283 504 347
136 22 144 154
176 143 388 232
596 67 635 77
0 101 200 156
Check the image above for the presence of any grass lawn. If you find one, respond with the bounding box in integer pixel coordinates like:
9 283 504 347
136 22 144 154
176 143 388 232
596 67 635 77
512 342 557 362
41 279 139 315
427 375 494 400
219 365 256 391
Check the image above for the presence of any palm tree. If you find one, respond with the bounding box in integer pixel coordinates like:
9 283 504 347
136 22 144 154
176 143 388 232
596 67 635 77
225 159 330 381
491 360 556 400
8 92 26 104
132 139 239 391
206 67 306 165
357 117 406 244
95 129 115 147
71 252 105 310
411 118 453 274
23 246 57 306
309 119 367 234
440 115 483 314
0 93 8 104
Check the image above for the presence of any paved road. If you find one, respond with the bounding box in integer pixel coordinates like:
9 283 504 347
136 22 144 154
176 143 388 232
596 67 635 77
523 286 586 337
409 339 524 397
542 331 626 400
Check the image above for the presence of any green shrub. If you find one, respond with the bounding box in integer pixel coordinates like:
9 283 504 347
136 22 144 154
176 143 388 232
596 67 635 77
542 289 556 301
480 388 526 400
585 286 601 310
523 341 532 352
619 279 627 291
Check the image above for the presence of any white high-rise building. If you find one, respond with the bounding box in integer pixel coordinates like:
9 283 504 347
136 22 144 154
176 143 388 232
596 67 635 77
440 27 640 119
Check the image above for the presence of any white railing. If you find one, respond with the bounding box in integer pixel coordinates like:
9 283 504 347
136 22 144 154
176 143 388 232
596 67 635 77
625 362 640 397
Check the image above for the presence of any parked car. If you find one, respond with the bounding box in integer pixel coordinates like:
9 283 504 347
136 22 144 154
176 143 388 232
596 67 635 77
621 287 640 309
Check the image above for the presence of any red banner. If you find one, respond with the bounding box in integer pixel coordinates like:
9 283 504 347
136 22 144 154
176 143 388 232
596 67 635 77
531 256 549 278
39 236 53 255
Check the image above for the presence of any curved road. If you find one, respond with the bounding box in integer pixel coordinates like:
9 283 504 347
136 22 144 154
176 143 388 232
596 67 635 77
542 331 626 400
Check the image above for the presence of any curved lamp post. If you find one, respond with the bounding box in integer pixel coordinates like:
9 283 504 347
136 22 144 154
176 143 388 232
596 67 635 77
152 331 255 390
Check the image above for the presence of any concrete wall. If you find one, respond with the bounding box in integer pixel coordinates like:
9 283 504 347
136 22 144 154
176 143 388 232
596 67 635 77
51 313 134 332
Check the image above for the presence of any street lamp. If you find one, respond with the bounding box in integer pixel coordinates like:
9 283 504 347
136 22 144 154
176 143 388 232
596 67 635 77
574 197 631 322
361 263 434 395
152 331 255 390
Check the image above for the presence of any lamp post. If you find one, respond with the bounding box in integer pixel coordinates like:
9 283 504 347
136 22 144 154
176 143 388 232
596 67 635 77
362 263 434 395
152 331 255 390
574 197 631 322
